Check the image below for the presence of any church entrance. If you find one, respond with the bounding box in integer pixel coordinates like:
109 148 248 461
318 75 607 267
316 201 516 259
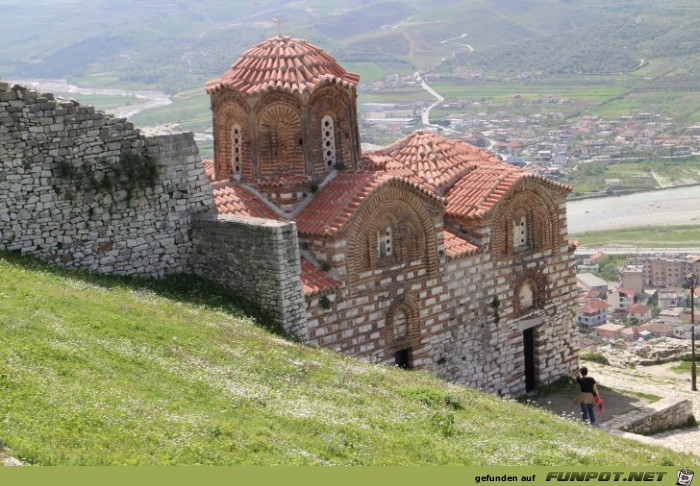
523 327 536 392
394 348 412 369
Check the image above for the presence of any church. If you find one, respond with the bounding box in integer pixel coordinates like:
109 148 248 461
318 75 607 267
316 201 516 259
202 35 578 395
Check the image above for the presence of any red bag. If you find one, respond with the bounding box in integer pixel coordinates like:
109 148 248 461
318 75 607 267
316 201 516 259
596 398 604 415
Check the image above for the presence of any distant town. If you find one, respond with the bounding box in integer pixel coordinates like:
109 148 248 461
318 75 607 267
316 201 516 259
575 251 699 364
358 73 700 199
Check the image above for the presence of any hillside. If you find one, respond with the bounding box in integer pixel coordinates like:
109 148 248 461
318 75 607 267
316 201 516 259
0 251 695 465
3 0 700 93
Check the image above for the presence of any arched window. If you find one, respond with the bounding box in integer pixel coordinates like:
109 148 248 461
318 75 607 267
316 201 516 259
519 281 534 313
321 115 336 167
378 226 392 258
231 124 242 175
513 215 527 249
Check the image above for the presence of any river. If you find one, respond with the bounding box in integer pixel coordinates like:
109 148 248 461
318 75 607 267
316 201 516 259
7 78 171 118
567 185 700 234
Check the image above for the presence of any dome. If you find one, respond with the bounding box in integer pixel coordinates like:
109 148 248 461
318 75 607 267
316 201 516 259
206 36 359 95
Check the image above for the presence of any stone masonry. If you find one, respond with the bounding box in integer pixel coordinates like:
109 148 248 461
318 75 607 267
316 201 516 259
0 80 214 276
191 213 306 335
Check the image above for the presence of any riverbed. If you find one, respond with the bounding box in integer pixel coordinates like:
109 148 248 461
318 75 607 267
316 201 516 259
7 78 171 118
567 185 700 233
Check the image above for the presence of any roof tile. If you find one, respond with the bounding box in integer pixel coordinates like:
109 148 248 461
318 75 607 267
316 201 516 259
206 36 359 95
300 258 340 296
295 172 442 236
443 228 480 259
211 181 283 220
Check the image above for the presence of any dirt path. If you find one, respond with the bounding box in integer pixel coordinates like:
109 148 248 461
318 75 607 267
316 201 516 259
533 360 700 457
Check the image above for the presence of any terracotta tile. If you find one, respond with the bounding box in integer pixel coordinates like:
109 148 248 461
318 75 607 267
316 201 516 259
443 228 480 259
206 36 360 95
211 180 282 220
300 257 340 296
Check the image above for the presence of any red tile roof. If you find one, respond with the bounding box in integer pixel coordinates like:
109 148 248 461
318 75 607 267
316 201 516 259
443 228 480 260
364 131 571 221
618 288 637 298
203 159 215 182
628 303 650 314
295 172 442 236
363 131 500 193
444 167 571 220
212 181 283 220
300 258 339 296
443 165 523 218
578 299 611 314
206 36 359 95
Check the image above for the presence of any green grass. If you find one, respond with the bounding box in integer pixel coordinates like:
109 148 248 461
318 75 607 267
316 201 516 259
566 157 700 195
342 62 389 83
571 225 700 247
131 93 210 131
622 391 664 403
0 251 695 465
672 359 698 374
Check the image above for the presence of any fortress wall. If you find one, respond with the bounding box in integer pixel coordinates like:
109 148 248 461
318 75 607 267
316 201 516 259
0 80 215 276
191 214 307 335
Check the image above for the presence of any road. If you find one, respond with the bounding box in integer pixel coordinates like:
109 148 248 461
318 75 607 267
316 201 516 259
414 72 444 126
576 246 700 256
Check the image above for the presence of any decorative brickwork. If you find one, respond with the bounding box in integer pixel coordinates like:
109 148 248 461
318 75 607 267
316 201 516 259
308 85 360 174
213 100 252 180
257 97 305 177
0 37 581 399
202 36 579 396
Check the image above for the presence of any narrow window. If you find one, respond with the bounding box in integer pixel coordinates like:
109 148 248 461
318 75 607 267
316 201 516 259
513 215 527 249
321 115 337 167
378 226 392 258
519 282 534 313
231 124 242 175
393 310 408 341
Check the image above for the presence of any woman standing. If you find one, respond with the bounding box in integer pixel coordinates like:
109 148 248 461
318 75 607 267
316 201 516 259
571 366 601 425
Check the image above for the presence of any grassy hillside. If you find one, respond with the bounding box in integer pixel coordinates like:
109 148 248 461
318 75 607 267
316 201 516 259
0 251 695 465
3 0 700 93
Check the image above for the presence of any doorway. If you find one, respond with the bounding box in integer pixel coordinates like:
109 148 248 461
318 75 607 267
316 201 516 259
523 327 536 392
395 348 412 369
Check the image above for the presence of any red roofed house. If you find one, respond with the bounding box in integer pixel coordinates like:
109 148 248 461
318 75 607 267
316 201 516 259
577 299 610 328
199 35 578 395
627 303 652 324
617 288 637 311
595 323 624 340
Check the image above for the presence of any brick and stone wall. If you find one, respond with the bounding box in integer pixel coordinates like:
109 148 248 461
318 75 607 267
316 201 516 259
191 214 306 336
0 81 215 276
303 188 577 396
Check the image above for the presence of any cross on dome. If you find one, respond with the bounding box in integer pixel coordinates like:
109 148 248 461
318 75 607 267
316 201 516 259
273 15 282 36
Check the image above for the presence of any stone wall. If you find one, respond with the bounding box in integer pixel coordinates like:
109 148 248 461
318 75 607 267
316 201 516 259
191 214 306 335
603 397 694 435
0 80 214 276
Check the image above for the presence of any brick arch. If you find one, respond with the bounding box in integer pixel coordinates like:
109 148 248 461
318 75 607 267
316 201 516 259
256 96 305 177
347 182 438 280
490 182 560 258
309 86 354 173
384 294 421 354
512 270 549 318
214 102 253 180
